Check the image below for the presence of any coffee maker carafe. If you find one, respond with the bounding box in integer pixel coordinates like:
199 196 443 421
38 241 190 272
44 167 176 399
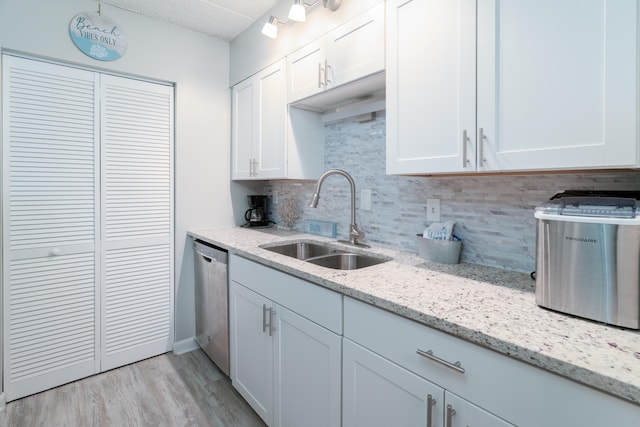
245 195 269 227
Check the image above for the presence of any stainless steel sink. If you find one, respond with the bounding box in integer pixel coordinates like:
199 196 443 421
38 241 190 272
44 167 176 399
261 241 390 270
262 241 345 260
305 253 388 270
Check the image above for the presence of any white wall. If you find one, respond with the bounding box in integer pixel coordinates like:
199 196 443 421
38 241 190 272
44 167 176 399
0 0 233 354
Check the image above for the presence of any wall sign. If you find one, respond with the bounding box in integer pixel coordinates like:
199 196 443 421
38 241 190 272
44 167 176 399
69 12 127 61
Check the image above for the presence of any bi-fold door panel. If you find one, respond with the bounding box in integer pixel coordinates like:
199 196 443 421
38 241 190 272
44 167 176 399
2 55 174 401
2 55 100 401
100 74 174 371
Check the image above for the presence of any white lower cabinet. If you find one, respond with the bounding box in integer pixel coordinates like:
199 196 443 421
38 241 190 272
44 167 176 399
343 339 510 427
343 297 640 427
343 338 443 427
229 254 342 427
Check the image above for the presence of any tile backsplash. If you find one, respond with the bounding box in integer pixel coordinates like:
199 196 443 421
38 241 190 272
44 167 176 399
264 111 640 273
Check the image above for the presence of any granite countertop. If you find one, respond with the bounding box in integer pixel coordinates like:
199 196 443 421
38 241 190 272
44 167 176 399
188 226 640 406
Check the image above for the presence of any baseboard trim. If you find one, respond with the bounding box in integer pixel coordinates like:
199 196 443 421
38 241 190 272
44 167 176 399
172 337 199 355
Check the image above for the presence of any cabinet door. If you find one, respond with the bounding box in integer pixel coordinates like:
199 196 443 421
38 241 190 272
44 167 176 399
229 281 274 425
286 39 327 103
231 77 255 179
445 392 513 427
232 60 286 180
274 304 342 427
386 0 477 175
343 339 444 427
255 60 287 179
477 0 639 171
99 74 174 371
2 55 100 401
327 3 385 89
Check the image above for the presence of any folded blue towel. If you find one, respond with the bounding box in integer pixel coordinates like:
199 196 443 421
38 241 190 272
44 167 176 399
423 221 456 241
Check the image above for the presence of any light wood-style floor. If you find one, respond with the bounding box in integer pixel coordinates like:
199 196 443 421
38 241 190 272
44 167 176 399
0 349 266 427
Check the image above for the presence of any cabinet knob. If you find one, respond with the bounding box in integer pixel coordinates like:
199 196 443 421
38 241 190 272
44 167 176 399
49 248 61 256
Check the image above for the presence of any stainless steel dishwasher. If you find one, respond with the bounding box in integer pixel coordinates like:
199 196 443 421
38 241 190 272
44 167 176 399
193 240 229 376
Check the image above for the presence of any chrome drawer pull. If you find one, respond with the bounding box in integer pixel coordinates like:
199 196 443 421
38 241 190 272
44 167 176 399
416 349 465 374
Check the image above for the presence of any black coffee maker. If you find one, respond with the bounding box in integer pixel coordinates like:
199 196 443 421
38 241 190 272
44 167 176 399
244 195 270 227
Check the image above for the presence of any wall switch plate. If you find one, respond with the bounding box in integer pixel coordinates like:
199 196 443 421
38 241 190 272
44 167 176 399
427 199 440 222
361 189 372 210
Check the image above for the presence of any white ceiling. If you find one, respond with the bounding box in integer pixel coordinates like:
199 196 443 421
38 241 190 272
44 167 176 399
100 0 281 41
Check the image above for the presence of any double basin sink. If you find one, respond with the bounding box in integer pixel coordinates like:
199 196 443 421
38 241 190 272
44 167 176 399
261 240 390 270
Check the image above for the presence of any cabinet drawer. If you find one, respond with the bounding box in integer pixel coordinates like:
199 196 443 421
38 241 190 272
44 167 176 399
230 254 342 334
344 297 640 427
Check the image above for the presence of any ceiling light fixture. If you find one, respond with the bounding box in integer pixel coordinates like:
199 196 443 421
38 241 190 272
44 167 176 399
261 15 279 38
262 0 342 39
289 0 306 22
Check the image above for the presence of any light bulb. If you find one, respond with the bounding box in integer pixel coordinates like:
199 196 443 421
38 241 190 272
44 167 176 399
289 1 306 22
261 16 278 38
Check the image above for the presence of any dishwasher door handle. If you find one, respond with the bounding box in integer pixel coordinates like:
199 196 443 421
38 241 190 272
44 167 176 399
196 250 213 263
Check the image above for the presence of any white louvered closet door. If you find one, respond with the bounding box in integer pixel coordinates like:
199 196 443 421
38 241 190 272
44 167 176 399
99 74 174 371
2 55 100 401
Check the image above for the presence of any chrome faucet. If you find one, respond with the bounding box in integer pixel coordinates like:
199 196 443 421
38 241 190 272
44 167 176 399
309 169 369 248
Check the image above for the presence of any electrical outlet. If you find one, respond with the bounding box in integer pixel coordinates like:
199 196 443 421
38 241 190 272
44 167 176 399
427 199 440 222
361 189 372 210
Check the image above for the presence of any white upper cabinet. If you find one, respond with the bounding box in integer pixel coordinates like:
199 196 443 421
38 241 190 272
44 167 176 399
232 59 324 181
232 59 287 180
477 0 639 171
386 0 476 174
387 0 639 175
287 3 385 103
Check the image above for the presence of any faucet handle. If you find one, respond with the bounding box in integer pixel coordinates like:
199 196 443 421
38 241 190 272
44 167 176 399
350 223 365 240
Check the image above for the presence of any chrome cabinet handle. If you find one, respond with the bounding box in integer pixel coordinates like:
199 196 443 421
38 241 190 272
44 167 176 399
462 130 469 168
262 304 269 333
446 404 456 427
262 305 275 336
324 60 332 86
318 62 325 88
478 127 485 168
268 308 275 336
416 349 465 374
426 394 436 427
249 158 258 177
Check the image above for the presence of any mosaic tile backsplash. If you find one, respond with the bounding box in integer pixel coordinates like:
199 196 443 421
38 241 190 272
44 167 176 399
264 111 640 273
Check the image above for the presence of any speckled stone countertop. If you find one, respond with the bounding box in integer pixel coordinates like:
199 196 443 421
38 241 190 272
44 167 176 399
189 226 640 406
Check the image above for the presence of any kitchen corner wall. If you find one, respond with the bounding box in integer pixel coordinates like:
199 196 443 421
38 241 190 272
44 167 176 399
265 112 640 273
